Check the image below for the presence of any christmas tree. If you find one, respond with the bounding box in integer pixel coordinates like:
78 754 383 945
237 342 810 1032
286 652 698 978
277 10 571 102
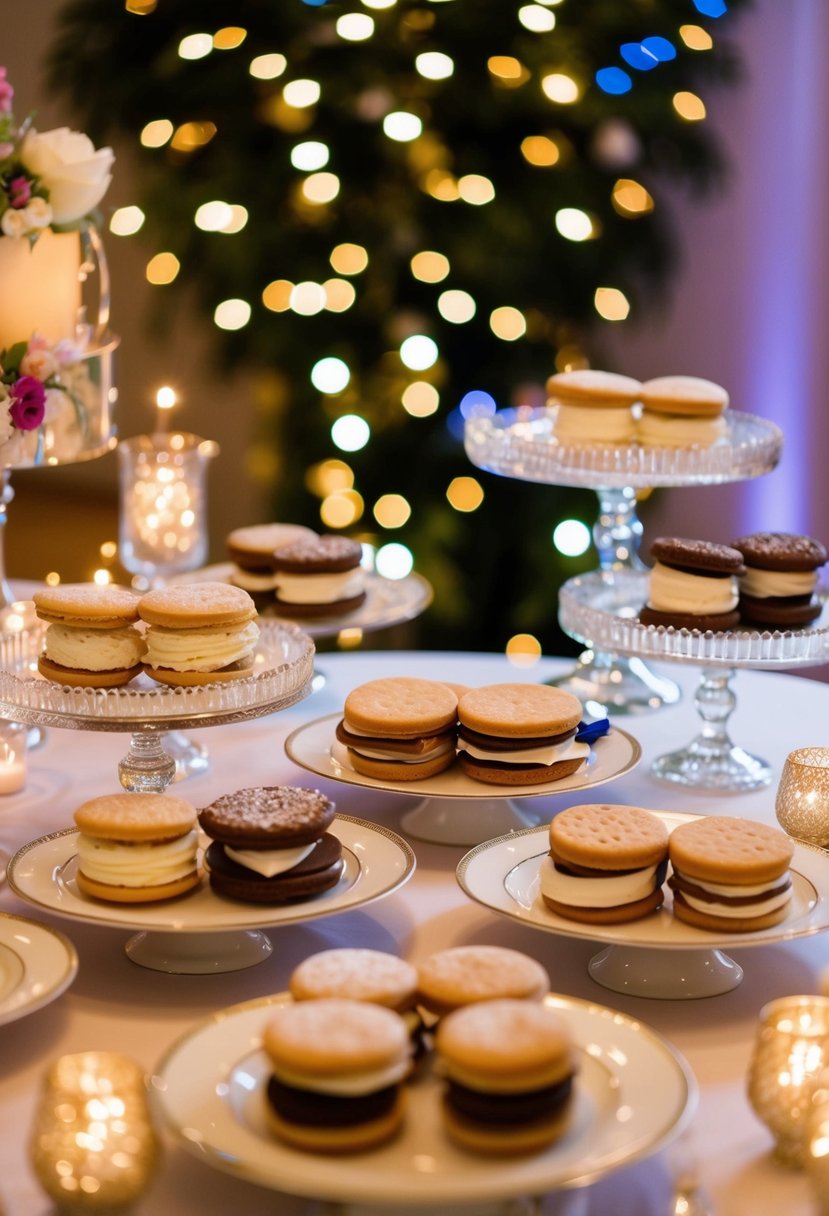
47 0 749 652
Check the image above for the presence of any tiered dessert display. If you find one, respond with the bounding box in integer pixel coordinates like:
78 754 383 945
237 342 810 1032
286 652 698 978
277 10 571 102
464 404 783 716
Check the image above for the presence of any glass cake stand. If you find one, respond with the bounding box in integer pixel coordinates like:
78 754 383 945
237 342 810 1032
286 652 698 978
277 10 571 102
464 407 783 717
0 619 315 793
558 567 829 791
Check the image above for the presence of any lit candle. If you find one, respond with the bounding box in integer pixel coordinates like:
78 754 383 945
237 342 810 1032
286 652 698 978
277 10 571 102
155 385 177 435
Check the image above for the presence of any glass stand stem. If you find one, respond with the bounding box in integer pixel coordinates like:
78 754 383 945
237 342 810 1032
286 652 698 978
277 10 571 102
118 732 177 793
550 486 680 716
650 667 772 791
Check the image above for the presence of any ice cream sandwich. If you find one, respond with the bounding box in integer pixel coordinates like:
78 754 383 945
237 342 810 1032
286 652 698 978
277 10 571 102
337 676 459 781
416 945 550 1020
139 582 259 686
636 374 729 448
33 583 145 688
547 368 641 445
456 683 587 786
731 531 827 628
272 534 366 618
226 522 318 598
640 536 744 632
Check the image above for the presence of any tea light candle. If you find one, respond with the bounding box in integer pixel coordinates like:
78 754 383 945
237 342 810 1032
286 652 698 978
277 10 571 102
776 748 829 846
0 719 27 795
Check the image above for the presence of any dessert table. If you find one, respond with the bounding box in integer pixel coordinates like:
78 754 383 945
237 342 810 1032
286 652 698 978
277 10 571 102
1 647 827 1216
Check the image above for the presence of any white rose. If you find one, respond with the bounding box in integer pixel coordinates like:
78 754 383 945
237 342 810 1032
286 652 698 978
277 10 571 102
1 208 28 238
22 197 53 229
21 127 114 224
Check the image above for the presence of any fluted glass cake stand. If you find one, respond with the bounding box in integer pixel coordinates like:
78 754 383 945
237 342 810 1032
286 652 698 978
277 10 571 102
558 568 829 791
0 619 315 793
464 407 783 717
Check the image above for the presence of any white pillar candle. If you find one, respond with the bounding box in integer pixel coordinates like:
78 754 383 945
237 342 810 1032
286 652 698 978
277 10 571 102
0 230 82 349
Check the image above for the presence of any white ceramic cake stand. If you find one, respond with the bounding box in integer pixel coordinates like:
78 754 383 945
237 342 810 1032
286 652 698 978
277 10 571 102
558 567 829 791
464 407 783 717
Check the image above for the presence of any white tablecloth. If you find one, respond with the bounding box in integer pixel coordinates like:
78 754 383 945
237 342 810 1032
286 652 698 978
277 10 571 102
1 650 826 1216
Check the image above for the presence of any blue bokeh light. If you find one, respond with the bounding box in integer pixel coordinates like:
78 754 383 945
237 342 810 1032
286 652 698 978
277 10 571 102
641 36 677 62
595 67 633 95
445 407 466 442
459 389 497 420
693 0 727 16
620 42 659 71
302 0 328 6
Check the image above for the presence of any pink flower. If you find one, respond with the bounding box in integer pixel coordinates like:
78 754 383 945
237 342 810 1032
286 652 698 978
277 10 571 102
8 175 31 209
9 375 46 430
20 347 58 381
0 142 13 159
0 68 13 116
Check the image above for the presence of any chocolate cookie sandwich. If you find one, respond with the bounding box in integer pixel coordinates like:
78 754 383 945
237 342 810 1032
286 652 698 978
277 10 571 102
33 583 145 688
416 945 550 1020
336 676 459 781
273 533 366 618
456 683 587 786
198 785 342 904
434 999 577 1156
668 815 794 933
73 792 201 903
546 368 641 445
540 803 669 924
139 582 259 686
262 998 411 1152
730 531 827 628
636 374 729 448
226 522 318 597
640 536 744 631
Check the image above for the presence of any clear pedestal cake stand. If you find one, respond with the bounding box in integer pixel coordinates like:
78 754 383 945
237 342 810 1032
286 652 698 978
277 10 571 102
558 567 829 791
464 406 783 717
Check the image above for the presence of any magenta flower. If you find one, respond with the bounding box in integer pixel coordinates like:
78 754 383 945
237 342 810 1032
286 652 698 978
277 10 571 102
0 68 13 116
8 175 31 209
9 375 46 430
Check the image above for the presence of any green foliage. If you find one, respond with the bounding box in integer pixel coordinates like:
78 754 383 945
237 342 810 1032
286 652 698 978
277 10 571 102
46 0 751 651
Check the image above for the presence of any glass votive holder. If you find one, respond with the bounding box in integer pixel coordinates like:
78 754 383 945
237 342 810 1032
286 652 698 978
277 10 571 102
806 1068 829 1215
117 432 219 582
29 1050 159 1212
747 995 829 1168
776 748 829 846
0 718 27 795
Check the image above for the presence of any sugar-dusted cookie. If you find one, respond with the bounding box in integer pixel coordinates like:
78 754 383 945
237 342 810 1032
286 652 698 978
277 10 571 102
636 374 729 448
290 948 418 1010
546 368 641 446
668 815 794 932
337 676 459 780
273 533 366 618
198 786 341 904
139 582 259 685
456 683 587 786
73 792 201 903
540 803 669 924
416 944 550 1018
262 998 410 1153
226 522 318 595
33 582 145 687
640 536 744 632
731 531 827 628
434 999 577 1155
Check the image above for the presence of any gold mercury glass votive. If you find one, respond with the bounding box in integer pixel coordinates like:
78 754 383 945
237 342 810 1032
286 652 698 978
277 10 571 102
29 1051 159 1212
775 747 829 846
747 995 829 1168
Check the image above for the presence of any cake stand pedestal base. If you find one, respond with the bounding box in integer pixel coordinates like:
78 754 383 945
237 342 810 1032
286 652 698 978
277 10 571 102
588 944 743 999
400 796 546 847
161 730 210 781
124 929 273 973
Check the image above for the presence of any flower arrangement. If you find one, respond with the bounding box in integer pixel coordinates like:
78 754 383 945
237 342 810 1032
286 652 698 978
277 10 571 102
0 66 113 242
0 333 84 450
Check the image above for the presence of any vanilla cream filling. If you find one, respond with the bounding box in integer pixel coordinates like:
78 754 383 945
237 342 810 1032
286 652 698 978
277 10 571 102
636 411 727 449
271 1057 410 1096
648 562 738 615
458 738 588 767
224 842 315 877
673 868 792 919
45 623 146 672
144 620 259 671
77 829 199 887
276 569 365 605
230 569 280 592
539 856 658 908
739 567 817 598
552 403 636 445
350 737 455 764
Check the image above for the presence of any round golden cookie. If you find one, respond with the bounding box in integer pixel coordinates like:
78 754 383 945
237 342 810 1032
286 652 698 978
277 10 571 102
264 1089 405 1154
227 522 317 566
263 998 410 1076
289 948 418 1011
37 654 143 688
143 658 255 687
458 683 582 739
435 998 574 1090
458 753 585 787
74 792 198 841
138 582 257 628
541 887 664 925
670 894 791 934
343 677 459 738
546 368 642 408
416 945 549 1016
668 815 793 885
33 583 142 628
76 869 200 903
348 746 455 782
550 804 669 871
639 375 729 418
